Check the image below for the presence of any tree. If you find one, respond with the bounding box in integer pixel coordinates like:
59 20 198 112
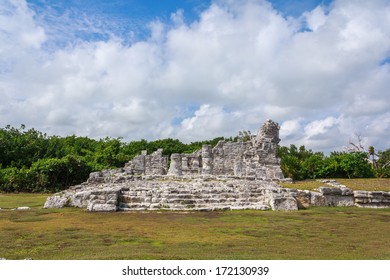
339 152 374 179
237 130 252 142
277 145 321 180
376 149 390 178
302 153 325 179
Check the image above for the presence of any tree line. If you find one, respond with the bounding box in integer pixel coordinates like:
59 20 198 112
0 125 224 192
277 144 390 180
0 125 389 193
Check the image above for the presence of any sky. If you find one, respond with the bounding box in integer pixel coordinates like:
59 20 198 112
1 0 390 153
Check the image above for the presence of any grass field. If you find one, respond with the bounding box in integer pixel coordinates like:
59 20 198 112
0 189 389 260
280 178 390 192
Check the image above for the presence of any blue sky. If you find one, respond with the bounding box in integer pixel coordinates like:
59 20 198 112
27 0 213 45
26 0 334 47
1 0 390 152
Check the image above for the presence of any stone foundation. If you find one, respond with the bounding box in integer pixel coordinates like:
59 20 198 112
43 174 390 212
45 177 281 211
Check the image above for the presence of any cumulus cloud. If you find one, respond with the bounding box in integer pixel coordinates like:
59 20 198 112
0 0 46 52
1 0 390 153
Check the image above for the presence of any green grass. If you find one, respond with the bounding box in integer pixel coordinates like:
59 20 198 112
280 178 390 192
0 193 49 209
0 195 389 260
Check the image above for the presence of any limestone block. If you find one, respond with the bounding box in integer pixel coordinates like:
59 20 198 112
371 191 384 196
233 161 244 177
131 154 146 174
354 197 369 204
150 203 162 209
294 191 311 209
353 191 370 198
265 165 284 180
324 195 354 207
144 149 168 175
44 195 68 208
106 197 119 204
88 171 104 183
69 191 91 208
310 192 326 206
256 167 267 180
16 206 31 210
181 156 189 171
87 203 117 212
340 187 353 196
319 187 342 195
270 197 298 211
371 198 383 204
190 156 201 172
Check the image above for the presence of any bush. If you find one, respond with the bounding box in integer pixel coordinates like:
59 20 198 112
0 156 92 193
277 146 375 180
28 156 92 192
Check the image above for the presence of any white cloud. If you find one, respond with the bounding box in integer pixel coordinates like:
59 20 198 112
280 119 302 141
1 0 390 153
0 0 46 52
176 104 238 142
304 117 340 138
304 6 327 32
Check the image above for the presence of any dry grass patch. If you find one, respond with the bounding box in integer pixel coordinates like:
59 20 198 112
336 178 390 192
280 178 390 192
0 193 49 209
280 180 324 191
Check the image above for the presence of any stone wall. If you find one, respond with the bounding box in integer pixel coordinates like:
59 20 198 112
291 180 390 209
125 149 168 175
353 191 390 208
124 119 284 180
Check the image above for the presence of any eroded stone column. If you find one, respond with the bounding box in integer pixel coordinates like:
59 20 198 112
168 153 182 175
201 145 213 175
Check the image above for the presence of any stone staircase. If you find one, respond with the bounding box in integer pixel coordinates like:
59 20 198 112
116 181 273 211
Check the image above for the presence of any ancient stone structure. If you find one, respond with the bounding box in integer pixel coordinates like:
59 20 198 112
122 119 284 180
43 120 390 212
43 175 390 211
124 149 168 175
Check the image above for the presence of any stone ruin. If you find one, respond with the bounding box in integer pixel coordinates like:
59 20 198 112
124 119 284 180
44 120 390 211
